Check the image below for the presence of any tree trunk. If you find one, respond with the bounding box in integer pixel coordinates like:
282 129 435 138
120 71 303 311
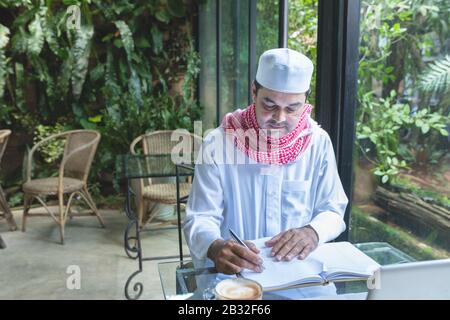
373 186 450 248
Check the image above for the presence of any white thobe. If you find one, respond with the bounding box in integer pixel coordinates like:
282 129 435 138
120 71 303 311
183 118 348 269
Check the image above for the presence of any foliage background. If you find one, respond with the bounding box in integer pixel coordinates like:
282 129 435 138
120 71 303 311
355 0 450 184
0 0 204 202
286 0 449 185
286 0 449 255
1 0 449 207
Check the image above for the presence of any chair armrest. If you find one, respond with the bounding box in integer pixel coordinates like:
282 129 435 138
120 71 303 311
26 132 70 182
130 135 143 155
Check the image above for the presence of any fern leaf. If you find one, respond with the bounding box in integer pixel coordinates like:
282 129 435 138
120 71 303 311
419 55 450 93
27 9 45 55
104 46 122 123
0 24 10 97
58 57 72 98
0 50 7 98
114 21 134 63
11 28 28 54
14 62 26 112
71 24 94 100
44 14 66 58
0 0 31 8
114 20 142 108
0 23 9 48
30 55 56 103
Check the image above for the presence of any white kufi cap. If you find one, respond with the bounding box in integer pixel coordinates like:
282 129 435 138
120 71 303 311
255 48 313 94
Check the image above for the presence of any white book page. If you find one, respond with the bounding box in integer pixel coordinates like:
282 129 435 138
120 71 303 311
308 241 380 280
241 237 324 290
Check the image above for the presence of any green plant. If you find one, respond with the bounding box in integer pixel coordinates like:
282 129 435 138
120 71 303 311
356 90 449 184
288 0 318 105
359 0 449 97
7 191 23 208
33 123 66 164
0 23 9 97
88 41 202 183
358 0 410 95
355 0 450 185
419 55 450 94
0 0 203 197
350 206 449 260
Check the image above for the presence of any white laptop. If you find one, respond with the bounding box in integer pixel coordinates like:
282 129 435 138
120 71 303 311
367 259 450 300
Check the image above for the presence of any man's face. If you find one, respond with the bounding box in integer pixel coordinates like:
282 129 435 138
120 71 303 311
252 82 307 136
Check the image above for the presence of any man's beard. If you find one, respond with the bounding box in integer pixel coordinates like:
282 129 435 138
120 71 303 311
265 121 292 136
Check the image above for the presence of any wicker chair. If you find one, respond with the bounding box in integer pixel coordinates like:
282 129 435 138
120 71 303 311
22 130 105 244
0 130 17 249
130 130 201 228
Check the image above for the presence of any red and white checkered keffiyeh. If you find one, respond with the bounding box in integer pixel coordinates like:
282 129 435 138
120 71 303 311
221 103 313 165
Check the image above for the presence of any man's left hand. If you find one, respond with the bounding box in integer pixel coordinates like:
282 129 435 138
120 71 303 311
265 226 319 261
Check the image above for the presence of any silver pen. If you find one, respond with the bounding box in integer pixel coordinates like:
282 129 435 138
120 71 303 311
229 228 264 271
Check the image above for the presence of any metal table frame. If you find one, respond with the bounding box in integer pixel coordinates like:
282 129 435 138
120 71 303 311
117 154 195 300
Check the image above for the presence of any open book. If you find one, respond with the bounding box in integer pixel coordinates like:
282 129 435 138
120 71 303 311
241 237 380 291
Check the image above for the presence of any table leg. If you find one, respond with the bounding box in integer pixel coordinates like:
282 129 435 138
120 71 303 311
124 179 140 259
124 217 144 300
124 269 143 300
0 235 5 249
123 178 144 300
0 185 17 231
176 166 184 264
124 219 140 259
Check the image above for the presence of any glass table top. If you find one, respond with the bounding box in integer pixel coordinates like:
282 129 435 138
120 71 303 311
115 154 195 179
157 242 416 300
158 260 371 300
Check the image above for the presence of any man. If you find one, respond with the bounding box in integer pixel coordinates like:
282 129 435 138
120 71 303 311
183 48 348 276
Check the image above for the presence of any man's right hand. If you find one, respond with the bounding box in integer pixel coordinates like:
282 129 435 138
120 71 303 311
207 239 264 275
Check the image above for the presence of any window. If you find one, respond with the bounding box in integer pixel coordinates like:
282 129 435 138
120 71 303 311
350 0 450 261
198 0 282 131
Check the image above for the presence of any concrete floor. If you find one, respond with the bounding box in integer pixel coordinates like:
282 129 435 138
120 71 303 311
0 206 190 300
